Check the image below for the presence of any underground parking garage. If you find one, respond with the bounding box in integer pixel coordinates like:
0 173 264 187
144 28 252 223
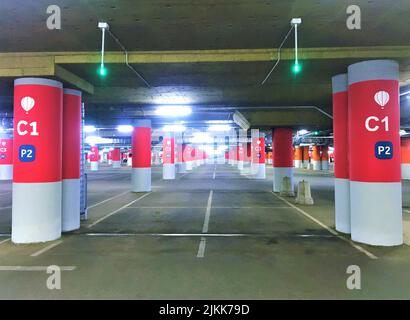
1 0 410 309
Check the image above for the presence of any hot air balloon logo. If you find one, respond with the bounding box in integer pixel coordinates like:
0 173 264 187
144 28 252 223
374 91 390 109
20 96 35 114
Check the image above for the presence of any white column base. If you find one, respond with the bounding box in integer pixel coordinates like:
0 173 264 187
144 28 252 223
253 163 266 179
351 181 403 246
132 167 151 192
108 160 112 165
0 164 12 180
90 162 99 171
127 158 133 167
335 178 350 234
402 163 410 180
163 163 176 180
12 182 62 243
186 162 193 171
112 160 121 168
312 160 321 171
303 160 309 169
321 161 329 171
273 167 294 193
294 160 302 168
238 161 244 171
62 179 80 232
178 162 187 173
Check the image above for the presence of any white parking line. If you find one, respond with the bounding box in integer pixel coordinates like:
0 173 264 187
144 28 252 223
212 165 216 180
88 191 130 209
0 266 76 271
87 192 151 228
0 238 10 245
271 192 378 259
30 240 63 257
197 190 213 258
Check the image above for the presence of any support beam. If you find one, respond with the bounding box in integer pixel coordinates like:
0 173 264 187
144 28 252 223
54 65 94 94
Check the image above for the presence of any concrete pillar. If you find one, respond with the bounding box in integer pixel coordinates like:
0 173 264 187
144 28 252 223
178 143 187 173
90 146 99 171
0 134 13 180
294 146 303 168
107 150 113 165
127 150 132 167
251 129 259 174
332 75 351 234
321 146 329 171
112 148 121 168
162 132 175 180
62 89 81 232
12 78 63 243
131 120 151 192
312 145 321 171
253 132 266 179
348 60 402 246
273 128 294 192
302 146 309 168
185 144 193 171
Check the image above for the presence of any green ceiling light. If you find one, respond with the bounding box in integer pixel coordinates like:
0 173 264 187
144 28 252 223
98 22 109 77
290 18 302 76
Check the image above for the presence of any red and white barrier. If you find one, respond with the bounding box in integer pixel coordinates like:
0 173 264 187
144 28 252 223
0 136 13 180
132 120 151 192
273 128 294 192
348 60 402 246
62 89 81 232
332 73 350 234
163 133 175 179
12 78 63 243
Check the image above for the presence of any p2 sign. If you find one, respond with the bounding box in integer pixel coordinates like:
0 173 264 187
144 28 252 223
375 141 393 160
19 145 36 162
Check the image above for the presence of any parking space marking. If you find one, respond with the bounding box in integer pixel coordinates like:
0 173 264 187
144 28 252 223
30 240 63 257
271 192 378 260
88 191 130 209
0 266 76 271
0 238 10 245
87 192 151 228
197 190 214 258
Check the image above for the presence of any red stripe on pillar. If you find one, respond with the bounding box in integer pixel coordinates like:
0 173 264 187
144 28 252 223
132 127 151 168
273 128 293 167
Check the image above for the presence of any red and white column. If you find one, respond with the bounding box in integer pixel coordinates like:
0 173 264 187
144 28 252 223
253 132 266 179
132 120 151 192
348 60 402 245
89 146 99 171
273 128 294 192
107 150 113 165
112 148 121 168
0 135 13 180
185 144 193 171
302 146 309 168
332 73 350 234
62 89 81 232
321 146 329 171
311 145 321 171
12 78 63 243
162 132 175 180
294 146 303 168
401 137 410 179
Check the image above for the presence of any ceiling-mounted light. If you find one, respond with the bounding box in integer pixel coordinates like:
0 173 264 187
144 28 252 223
297 129 309 135
84 125 97 133
85 136 113 145
290 18 302 75
155 105 192 117
117 125 133 133
400 130 407 136
98 22 109 77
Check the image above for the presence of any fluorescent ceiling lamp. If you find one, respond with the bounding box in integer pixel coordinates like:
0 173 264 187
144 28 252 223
400 130 407 136
162 124 187 132
155 105 192 117
85 136 113 145
84 125 97 133
297 129 309 135
0 126 4 133
207 125 231 132
191 132 213 144
205 120 233 124
117 125 133 133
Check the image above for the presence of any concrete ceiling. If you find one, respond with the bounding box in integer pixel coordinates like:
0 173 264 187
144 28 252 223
1 0 410 129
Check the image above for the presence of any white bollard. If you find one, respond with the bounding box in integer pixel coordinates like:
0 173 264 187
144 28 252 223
295 180 314 205
280 176 295 197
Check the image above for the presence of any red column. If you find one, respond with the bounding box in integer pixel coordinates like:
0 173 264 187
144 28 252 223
0 137 13 180
12 78 63 243
89 146 99 171
132 120 151 192
273 128 293 192
112 148 121 168
348 60 402 245
62 89 81 232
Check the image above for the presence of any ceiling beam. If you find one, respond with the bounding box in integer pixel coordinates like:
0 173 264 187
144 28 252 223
1 46 410 64
54 65 94 94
